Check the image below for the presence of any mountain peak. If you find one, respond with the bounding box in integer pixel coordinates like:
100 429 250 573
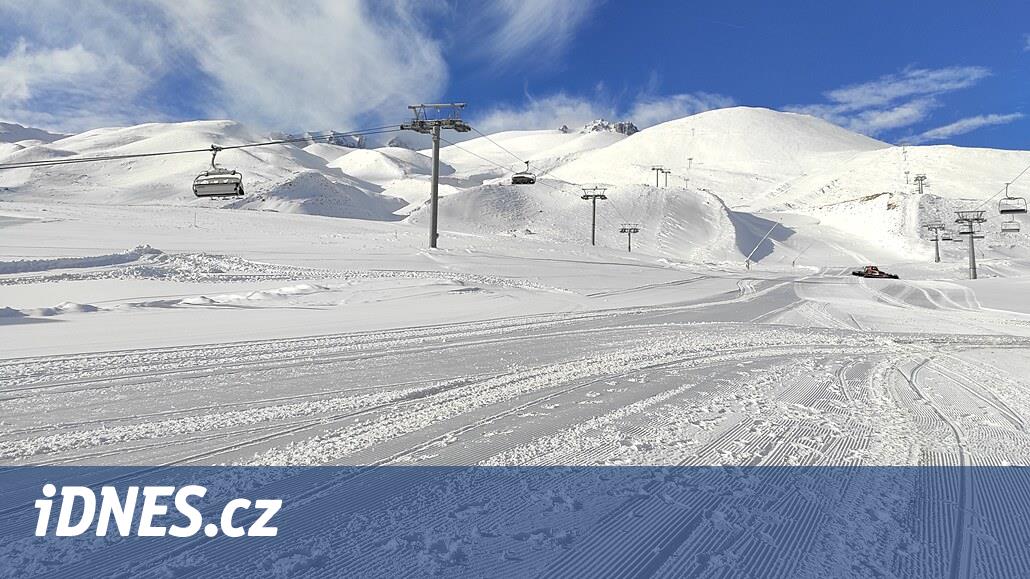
579 119 639 136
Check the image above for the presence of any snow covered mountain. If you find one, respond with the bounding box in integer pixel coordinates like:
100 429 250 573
0 120 404 220
0 121 67 144
1 106 1027 263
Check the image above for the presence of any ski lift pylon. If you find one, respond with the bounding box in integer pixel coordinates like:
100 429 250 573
193 145 245 198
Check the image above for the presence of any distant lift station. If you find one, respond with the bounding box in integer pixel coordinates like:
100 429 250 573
193 146 244 198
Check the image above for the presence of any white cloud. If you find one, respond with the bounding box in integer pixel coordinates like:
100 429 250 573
628 93 736 128
472 0 601 69
824 66 989 112
158 0 447 130
470 91 734 134
787 66 991 137
472 93 614 134
0 0 448 132
905 113 1025 144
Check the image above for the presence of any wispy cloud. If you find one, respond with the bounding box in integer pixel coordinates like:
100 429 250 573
473 93 614 134
787 66 991 137
628 93 736 128
905 113 1025 144
1024 33 1030 51
159 0 447 131
471 91 734 134
470 0 601 70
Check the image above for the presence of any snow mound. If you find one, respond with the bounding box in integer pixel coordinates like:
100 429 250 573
331 148 450 183
230 170 405 220
407 182 744 262
0 245 161 274
302 143 358 164
32 302 101 316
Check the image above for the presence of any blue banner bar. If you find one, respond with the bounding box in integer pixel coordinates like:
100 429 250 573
2 466 1028 577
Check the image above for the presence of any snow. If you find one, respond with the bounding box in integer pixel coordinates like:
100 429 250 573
3 105 1030 573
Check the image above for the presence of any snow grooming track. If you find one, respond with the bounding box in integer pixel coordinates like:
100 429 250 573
897 359 974 579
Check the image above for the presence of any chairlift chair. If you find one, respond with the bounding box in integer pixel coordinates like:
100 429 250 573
1001 219 1021 233
999 183 1027 214
940 231 953 241
193 146 245 198
999 197 1027 214
511 161 536 185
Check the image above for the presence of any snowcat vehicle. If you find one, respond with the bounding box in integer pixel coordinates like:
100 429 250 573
851 265 899 279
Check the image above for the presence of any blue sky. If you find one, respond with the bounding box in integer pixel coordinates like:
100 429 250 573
1 1 1027 148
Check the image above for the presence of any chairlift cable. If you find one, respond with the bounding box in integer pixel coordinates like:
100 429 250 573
971 160 1030 210
0 124 403 171
437 135 580 197
469 126 526 165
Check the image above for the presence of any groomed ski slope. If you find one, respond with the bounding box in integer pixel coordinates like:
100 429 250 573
2 105 1030 575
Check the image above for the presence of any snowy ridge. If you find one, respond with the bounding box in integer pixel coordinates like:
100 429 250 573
0 106 1028 263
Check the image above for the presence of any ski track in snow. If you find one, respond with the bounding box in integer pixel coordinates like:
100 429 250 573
5 272 1030 574
3 106 1030 574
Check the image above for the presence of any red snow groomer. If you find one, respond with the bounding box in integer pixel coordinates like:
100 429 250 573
851 265 900 279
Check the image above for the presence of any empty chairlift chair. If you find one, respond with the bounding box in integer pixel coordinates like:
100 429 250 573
511 161 536 185
998 183 1027 215
193 146 245 198
1002 219 1021 233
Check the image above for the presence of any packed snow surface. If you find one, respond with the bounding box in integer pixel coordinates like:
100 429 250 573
2 106 1030 575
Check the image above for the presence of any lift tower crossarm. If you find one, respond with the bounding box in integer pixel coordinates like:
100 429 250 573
651 166 665 188
401 103 471 249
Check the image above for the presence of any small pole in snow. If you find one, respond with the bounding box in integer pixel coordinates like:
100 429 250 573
662 169 671 188
619 224 640 252
651 166 665 187
581 187 608 246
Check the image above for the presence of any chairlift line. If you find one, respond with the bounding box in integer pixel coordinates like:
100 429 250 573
0 124 403 171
